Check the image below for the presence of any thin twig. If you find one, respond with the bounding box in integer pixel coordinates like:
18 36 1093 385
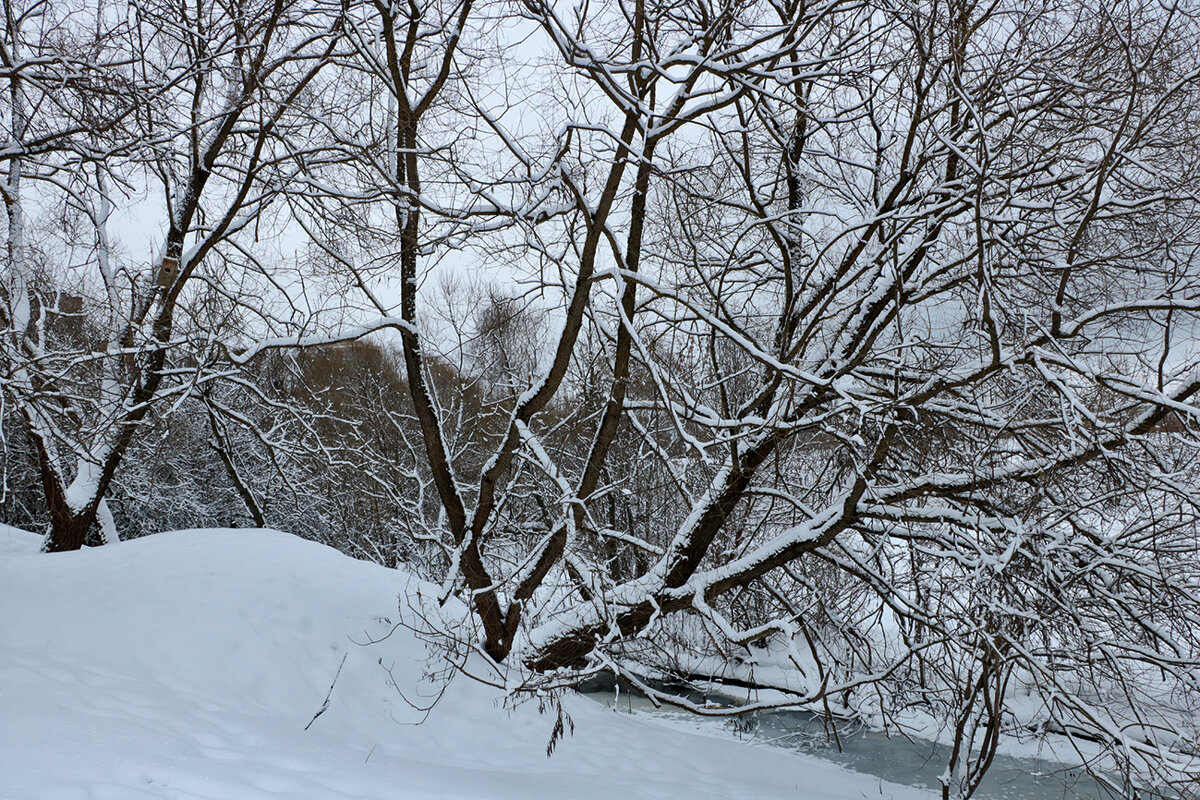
305 652 348 731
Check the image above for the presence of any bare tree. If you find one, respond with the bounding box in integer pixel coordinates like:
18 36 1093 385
15 0 1195 791
0 0 344 550
306 0 1200 792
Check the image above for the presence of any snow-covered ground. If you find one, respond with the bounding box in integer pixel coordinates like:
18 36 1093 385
0 526 935 800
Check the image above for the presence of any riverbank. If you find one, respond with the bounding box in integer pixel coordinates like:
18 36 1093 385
0 526 935 799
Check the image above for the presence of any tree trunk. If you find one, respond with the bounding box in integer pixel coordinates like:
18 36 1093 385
43 504 96 553
33 434 102 553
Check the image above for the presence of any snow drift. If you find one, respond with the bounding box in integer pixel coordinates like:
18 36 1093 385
0 526 932 799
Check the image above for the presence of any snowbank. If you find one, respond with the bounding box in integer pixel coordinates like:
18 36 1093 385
0 528 934 799
0 523 40 555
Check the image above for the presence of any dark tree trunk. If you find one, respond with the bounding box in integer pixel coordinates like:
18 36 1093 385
43 505 95 553
32 424 104 553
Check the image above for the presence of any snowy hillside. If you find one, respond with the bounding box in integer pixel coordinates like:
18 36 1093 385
0 527 933 800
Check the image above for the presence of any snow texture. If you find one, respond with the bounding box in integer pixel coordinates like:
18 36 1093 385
0 527 934 800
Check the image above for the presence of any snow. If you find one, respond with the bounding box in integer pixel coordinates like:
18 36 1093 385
64 457 103 513
0 527 935 800
0 524 41 555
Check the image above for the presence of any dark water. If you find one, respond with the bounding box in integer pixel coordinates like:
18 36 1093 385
579 676 1174 800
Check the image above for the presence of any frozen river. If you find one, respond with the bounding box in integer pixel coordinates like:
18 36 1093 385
581 678 1165 800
